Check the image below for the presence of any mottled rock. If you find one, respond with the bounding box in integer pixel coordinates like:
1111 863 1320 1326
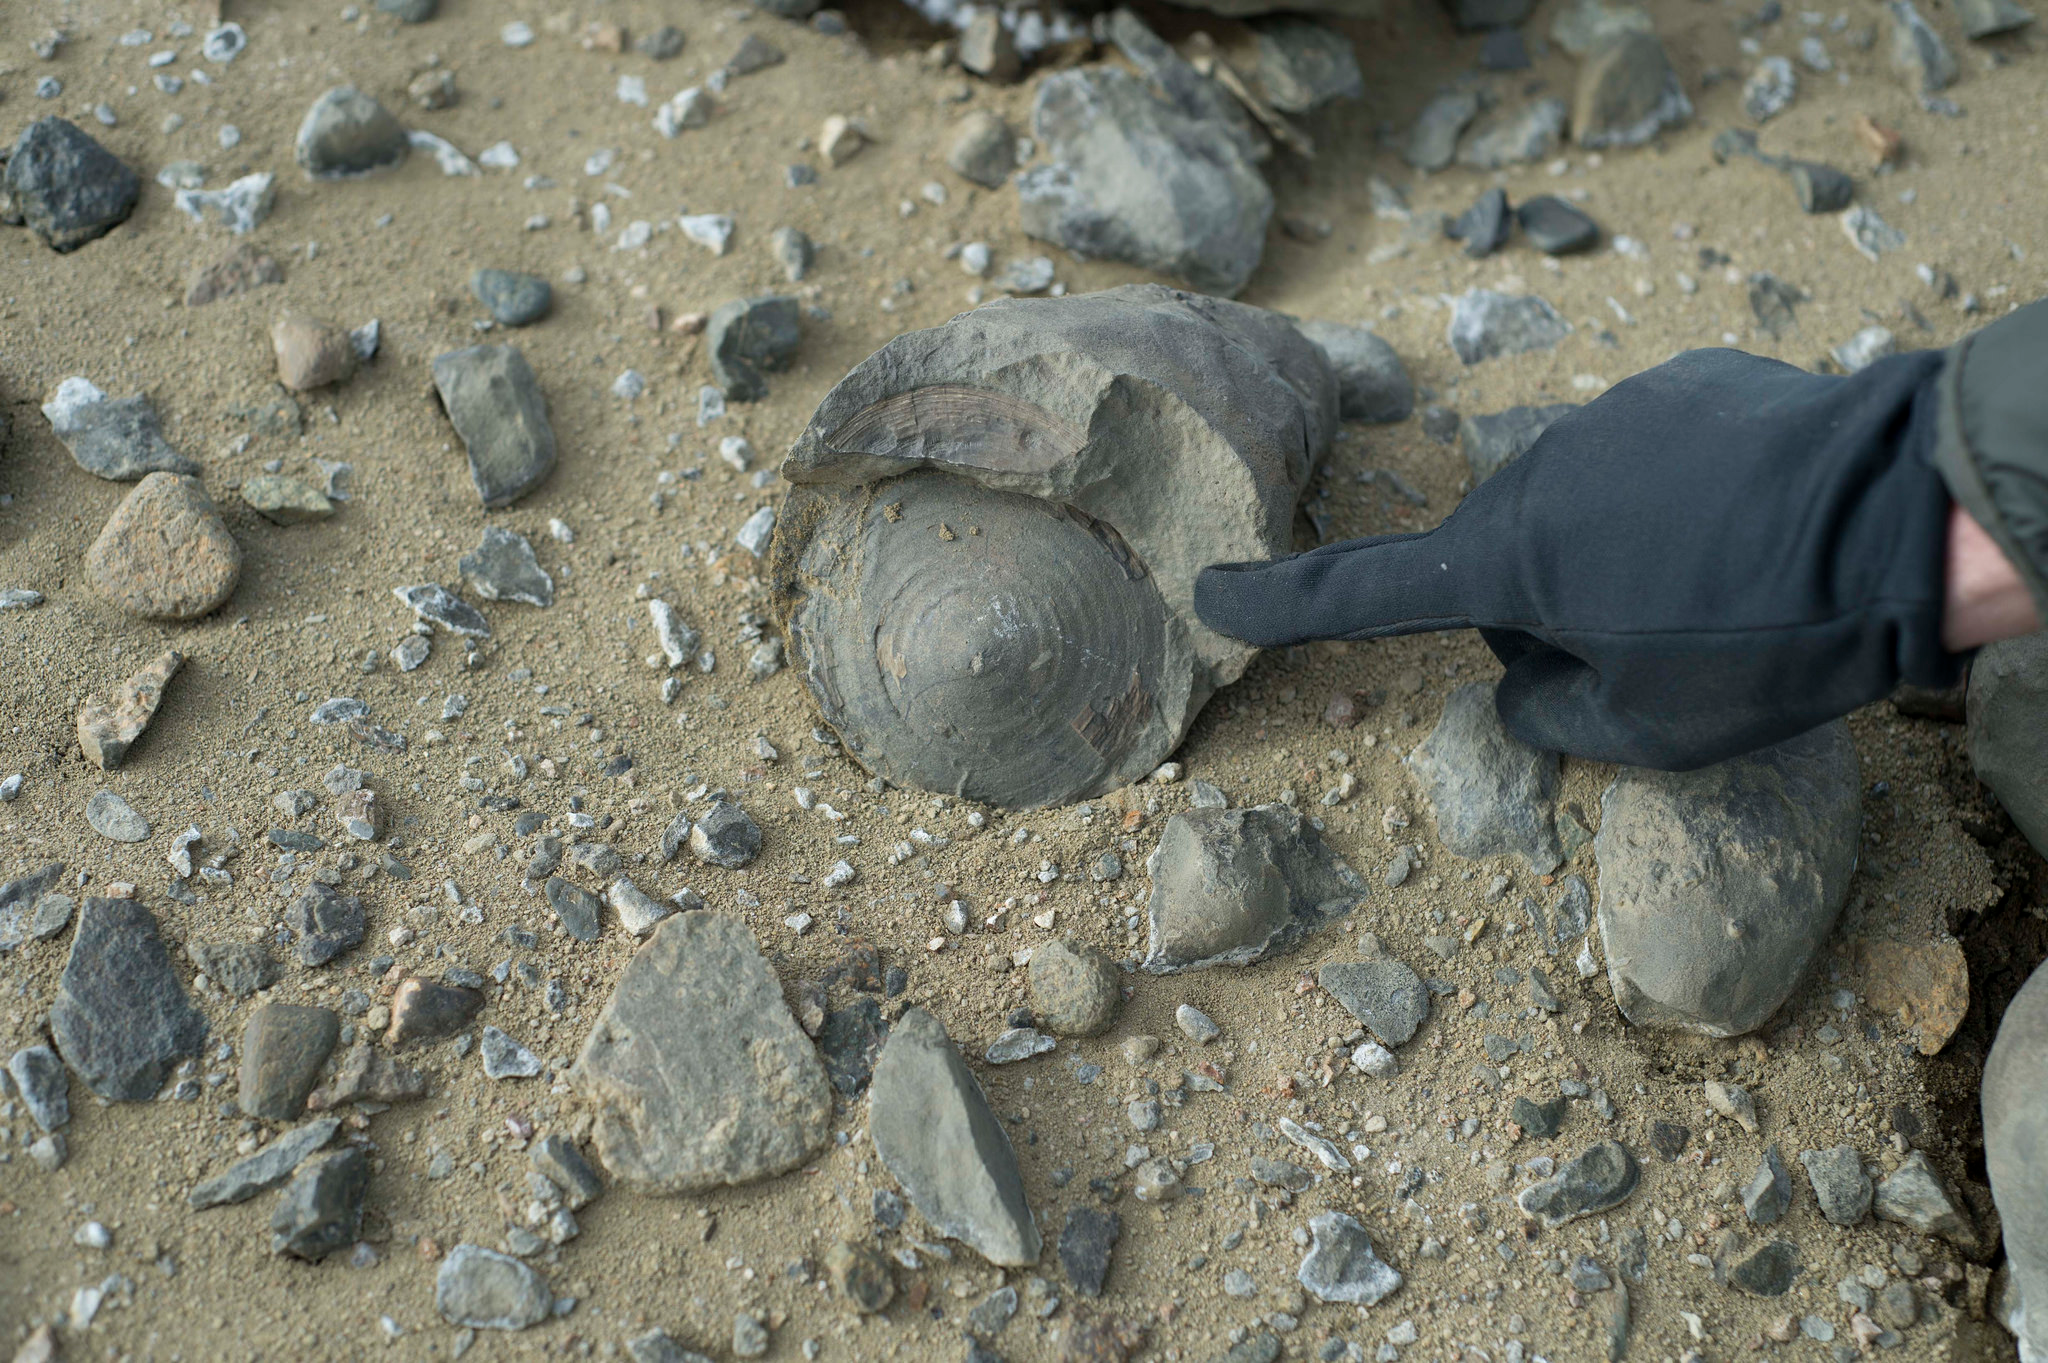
5 117 141 251
1294 321 1413 423
1298 1211 1403 1306
189 1118 342 1208
86 473 242 620
605 877 672 938
1888 0 1957 93
295 86 410 177
1573 32 1692 148
825 1239 895 1312
175 172 277 235
1409 683 1561 873
1458 98 1569 169
7 1046 69 1131
1517 1141 1640 1228
286 882 365 966
1142 804 1366 973
189 941 278 997
1319 955 1428 1046
240 475 334 524
1405 91 1480 172
1874 1151 1978 1249
707 296 802 402
306 1042 427 1109
1251 19 1363 114
1461 403 1579 483
1028 940 1122 1036
270 1147 368 1259
1705 1079 1760 1134
436 1244 551 1330
1060 1207 1121 1297
1800 1146 1872 1226
432 345 558 508
386 977 484 1046
690 799 762 868
1725 1239 1802 1296
395 582 490 637
50 897 209 1101
1447 290 1571 365
84 791 150 843
481 1026 543 1079
240 1004 341 1121
821 997 886 1097
272 313 358 391
42 379 199 480
532 1133 604 1210
1512 1094 1568 1139
471 269 552 327
571 912 831 1192
869 1007 1041 1265
1594 721 1859 1036
77 649 182 770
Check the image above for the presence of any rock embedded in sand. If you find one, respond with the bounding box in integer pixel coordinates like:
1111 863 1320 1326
436 1244 552 1330
947 109 1016 189
51 897 209 1101
1888 0 1958 92
1742 1145 1793 1225
174 171 277 235
1319 954 1429 1046
1572 32 1692 149
432 344 558 507
1297 1211 1403 1306
189 941 278 997
481 1026 543 1079
240 1004 340 1121
286 882 365 966
307 1042 426 1109
1142 804 1366 973
272 312 358 391
1059 1207 1121 1297
77 649 182 770
825 1240 896 1313
460 526 554 606
1458 98 1569 169
869 1007 1041 1265
689 799 762 869
571 912 830 1192
1593 720 1859 1037
8 1045 70 1131
295 86 411 177
1800 1145 1873 1227
532 1133 604 1209
1294 321 1413 424
87 473 242 619
1461 403 1579 482
84 791 150 843
1447 290 1571 365
189 1117 342 1209
707 296 802 402
1967 633 2048 860
43 378 200 481
1027 939 1122 1036
1408 683 1562 874
471 268 552 326
6 117 141 251
1517 195 1601 255
240 475 334 524
386 977 484 1046
1723 1239 1802 1296
1874 1150 1979 1249
1517 1141 1640 1228
270 1147 368 1260
1405 91 1481 171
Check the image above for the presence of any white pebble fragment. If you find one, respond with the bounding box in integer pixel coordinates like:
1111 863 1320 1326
201 23 247 62
502 21 536 47
612 369 646 401
735 506 776 557
478 141 521 170
1176 1004 1220 1044
680 213 735 256
823 860 857 888
617 74 648 107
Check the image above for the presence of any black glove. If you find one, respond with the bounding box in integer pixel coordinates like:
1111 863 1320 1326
1195 343 1968 770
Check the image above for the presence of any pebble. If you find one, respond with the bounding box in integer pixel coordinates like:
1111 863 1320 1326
41 377 199 480
386 977 484 1046
1298 1211 1403 1306
1594 721 1858 1036
85 791 151 843
286 882 365 966
1143 805 1365 973
1458 98 1569 169
1448 187 1512 259
1461 403 1579 483
86 473 242 619
0 863 69 953
51 896 209 1100
270 1147 368 1260
1409 683 1562 873
1176 1003 1221 1043
5 117 142 251
1293 321 1413 423
1888 0 1958 92
436 1244 551 1331
1725 1239 1802 1296
820 115 866 166
531 1134 604 1210
868 1008 1041 1264
1447 290 1571 365
1027 939 1122 1036
1800 1146 1873 1226
987 1027 1057 1063
1516 195 1601 255
7 1045 69 1130
395 582 491 636
1873 1150 1978 1248
948 109 1016 188
1319 954 1429 1046
307 1043 426 1109
1572 32 1692 148
189 1117 342 1208
240 475 334 524
76 648 181 771
273 312 361 391
376 0 439 21
1842 205 1907 262
1512 1094 1568 1138
708 295 802 401
1517 1141 1640 1228
637 24 687 58
825 1240 895 1312
571 913 830 1190
459 526 554 607
606 877 672 937
1742 1145 1793 1224
294 86 410 177
189 941 279 997
471 268 552 326
736 505 776 556
481 1026 543 1079
1832 325 1897 373
1059 1207 1121 1297
240 1003 341 1120
432 345 558 507
690 799 762 868
1406 92 1481 171
1705 1079 1761 1134
1958 0 2035 34
1743 56 1798 120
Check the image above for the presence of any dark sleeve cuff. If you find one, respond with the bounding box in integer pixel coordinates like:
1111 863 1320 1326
1932 296 2048 628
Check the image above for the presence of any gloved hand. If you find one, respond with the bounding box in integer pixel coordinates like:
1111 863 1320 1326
1195 343 1969 770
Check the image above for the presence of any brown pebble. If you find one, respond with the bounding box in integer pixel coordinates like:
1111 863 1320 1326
1855 113 1903 166
186 241 284 307
1323 691 1359 729
582 20 625 52
271 311 357 391
86 473 243 620
385 977 485 1047
77 648 184 770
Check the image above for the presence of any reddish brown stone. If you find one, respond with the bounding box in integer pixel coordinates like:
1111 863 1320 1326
77 648 183 770
186 241 284 307
271 312 356 391
86 473 242 620
1859 937 1970 1055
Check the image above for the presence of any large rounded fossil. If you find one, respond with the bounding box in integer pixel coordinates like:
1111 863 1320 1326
769 284 1338 809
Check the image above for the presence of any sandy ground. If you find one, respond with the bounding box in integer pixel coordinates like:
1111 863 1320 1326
2 0 2046 1359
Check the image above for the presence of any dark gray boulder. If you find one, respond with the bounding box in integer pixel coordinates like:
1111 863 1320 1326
1986 960 2048 1360
294 86 410 178
5 118 141 252
1294 321 1413 424
1968 634 2048 860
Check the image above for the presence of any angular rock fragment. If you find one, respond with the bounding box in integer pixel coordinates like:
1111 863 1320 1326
286 882 365 966
1573 32 1692 148
1060 1207 1121 1297
272 312 358 391
189 941 278 997
1293 321 1413 424
240 475 334 524
8 1045 69 1131
1251 19 1363 114
606 877 672 937
532 1133 604 1210
571 913 831 1192
240 1004 341 1121
1888 0 1958 93
394 582 491 636
1742 1145 1793 1224
1298 1211 1402 1306
1517 1141 1640 1228
175 172 277 235
307 1042 427 1109
77 649 182 771
1028 940 1122 1036
432 345 558 507
481 1026 543 1079
458 526 553 606
821 997 886 1097
1447 290 1571 365
1800 1146 1873 1226
870 1009 1041 1265
1319 954 1428 1046
707 296 801 402
1517 195 1600 255
1458 98 1568 169
1142 804 1366 973
295 86 410 177
0 863 68 953
5 117 141 251
546 876 602 940
87 474 242 620
189 1117 342 1208
42 378 199 480
825 1239 896 1312
947 109 1016 188
50 897 209 1101
1874 1151 1978 1250
1594 721 1858 1036
436 1244 551 1330
1858 937 1969 1055
690 799 762 869
385 977 484 1046
1409 683 1561 873
270 1147 368 1259
1405 92 1480 172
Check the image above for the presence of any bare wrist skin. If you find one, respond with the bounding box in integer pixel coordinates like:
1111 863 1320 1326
1945 502 2043 651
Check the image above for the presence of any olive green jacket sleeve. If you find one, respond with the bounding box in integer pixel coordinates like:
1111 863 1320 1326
1933 298 2048 623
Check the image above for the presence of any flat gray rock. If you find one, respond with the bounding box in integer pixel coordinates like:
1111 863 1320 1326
1019 65 1272 297
471 268 551 327
286 882 364 966
1800 1145 1873 1227
189 1117 343 1208
1461 404 1579 482
8 1045 69 1130
459 526 554 607
270 1147 367 1260
295 86 410 177
1873 1150 1978 1249
1447 290 1571 365
436 1243 551 1330
84 790 150 843
1889 0 1957 92
1408 683 1561 874
1405 91 1480 171
481 1026 543 1079
6 117 141 252
0 861 67 952
1297 1210 1402 1305
41 379 199 480
1318 956 1428 1046
432 345 558 508
1572 32 1692 149
1142 804 1367 973
1518 1141 1640 1229
1458 97 1569 169
1594 720 1859 1037
50 897 208 1101
1967 634 2048 861
707 296 802 402
1294 321 1413 424
869 1007 1041 1265
240 1004 341 1121
571 912 831 1192
1742 1144 1792 1224
545 876 602 940
395 582 491 637
189 941 278 997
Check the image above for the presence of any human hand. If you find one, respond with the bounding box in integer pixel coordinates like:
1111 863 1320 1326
1196 344 1972 770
